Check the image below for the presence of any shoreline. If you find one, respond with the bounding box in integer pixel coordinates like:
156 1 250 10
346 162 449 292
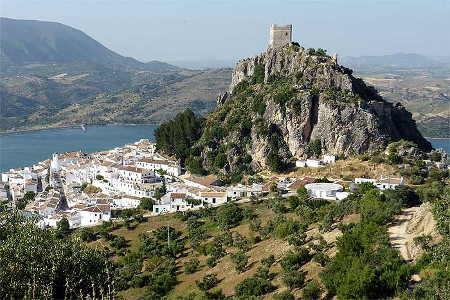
424 137 450 140
0 123 161 136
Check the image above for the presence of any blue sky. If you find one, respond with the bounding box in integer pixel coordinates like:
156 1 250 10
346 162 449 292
1 0 449 62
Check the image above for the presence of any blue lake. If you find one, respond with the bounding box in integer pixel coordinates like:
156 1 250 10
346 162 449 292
0 125 158 172
0 125 448 172
426 138 450 154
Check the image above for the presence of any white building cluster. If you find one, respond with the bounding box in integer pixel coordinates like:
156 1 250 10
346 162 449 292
152 176 264 215
1 139 181 228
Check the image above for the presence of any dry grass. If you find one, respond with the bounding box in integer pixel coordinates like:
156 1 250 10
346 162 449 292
288 157 400 181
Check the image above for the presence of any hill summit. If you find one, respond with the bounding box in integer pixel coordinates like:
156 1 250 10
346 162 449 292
0 17 142 67
156 25 431 176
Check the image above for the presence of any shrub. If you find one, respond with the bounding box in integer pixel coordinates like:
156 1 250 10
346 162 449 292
273 290 295 300
184 258 200 274
302 279 323 300
230 251 249 273
254 266 269 280
140 197 155 210
206 256 217 268
196 273 219 291
235 276 274 298
79 227 96 242
282 270 305 289
251 64 265 84
217 203 243 229
261 254 275 268
281 248 311 272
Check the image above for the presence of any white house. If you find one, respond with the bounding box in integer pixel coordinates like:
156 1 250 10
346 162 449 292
375 176 404 190
323 154 336 164
296 160 307 168
200 192 227 206
304 183 343 200
355 178 377 184
306 159 322 168
136 158 182 177
114 195 143 209
226 184 263 199
79 204 111 226
153 203 171 215
118 166 154 183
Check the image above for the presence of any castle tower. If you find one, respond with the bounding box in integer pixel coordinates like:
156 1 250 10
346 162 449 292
269 24 292 49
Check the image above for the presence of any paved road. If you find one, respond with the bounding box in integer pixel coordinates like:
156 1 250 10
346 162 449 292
51 171 68 210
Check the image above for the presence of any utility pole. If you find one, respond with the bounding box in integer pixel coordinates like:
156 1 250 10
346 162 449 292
167 217 170 248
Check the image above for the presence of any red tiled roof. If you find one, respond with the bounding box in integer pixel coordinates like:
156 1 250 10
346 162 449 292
170 193 186 199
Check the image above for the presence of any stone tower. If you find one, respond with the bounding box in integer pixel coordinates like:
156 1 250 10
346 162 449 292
269 24 292 48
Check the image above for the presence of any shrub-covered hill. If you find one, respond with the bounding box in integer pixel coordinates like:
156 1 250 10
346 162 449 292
156 44 431 179
1 168 448 299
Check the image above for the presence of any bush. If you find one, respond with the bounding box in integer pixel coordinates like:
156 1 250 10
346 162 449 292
206 256 217 268
230 251 249 273
196 273 218 291
282 270 305 289
261 254 275 268
235 276 274 298
254 266 269 280
273 290 295 300
79 227 96 242
184 258 200 274
140 198 155 210
251 64 265 84
302 279 323 300
281 248 311 272
217 203 243 229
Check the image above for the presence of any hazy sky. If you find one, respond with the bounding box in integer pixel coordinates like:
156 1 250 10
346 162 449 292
1 0 449 62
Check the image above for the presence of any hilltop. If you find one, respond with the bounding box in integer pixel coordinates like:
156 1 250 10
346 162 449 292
156 43 431 179
0 17 142 67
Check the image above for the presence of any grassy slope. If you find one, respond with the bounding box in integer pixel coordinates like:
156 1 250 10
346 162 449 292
84 201 345 300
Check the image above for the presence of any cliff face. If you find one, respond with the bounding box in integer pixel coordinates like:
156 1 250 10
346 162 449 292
198 44 431 173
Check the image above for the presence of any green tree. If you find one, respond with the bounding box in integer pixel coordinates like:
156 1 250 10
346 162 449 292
184 258 200 275
0 212 113 299
235 276 273 298
57 217 70 235
230 251 249 273
196 273 219 291
140 197 155 210
80 227 96 242
302 279 323 300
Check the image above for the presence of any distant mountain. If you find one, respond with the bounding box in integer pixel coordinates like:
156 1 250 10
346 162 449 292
168 58 237 70
0 17 179 70
341 53 449 69
146 60 181 71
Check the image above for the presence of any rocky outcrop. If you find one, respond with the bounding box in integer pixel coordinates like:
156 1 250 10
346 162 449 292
198 43 431 173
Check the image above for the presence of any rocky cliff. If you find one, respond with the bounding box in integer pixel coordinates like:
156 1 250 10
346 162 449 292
192 43 431 174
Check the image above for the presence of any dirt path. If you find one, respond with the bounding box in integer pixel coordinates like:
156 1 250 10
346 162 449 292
388 206 420 262
388 203 436 264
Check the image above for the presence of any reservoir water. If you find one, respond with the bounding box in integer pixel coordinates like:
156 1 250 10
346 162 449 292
0 125 158 172
0 125 448 172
